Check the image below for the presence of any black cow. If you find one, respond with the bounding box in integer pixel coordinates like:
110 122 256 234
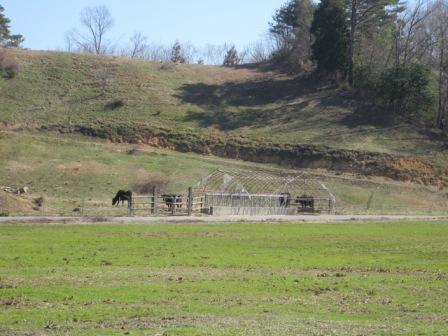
296 194 314 212
112 190 133 206
279 193 291 207
162 194 183 210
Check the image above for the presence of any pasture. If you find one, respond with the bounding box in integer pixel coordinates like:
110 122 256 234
1 131 447 216
1 221 447 335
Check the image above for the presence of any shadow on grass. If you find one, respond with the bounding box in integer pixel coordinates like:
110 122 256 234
175 70 436 143
176 75 356 131
176 75 324 108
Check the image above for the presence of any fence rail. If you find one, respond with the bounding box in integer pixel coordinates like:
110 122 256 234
125 188 336 217
4 185 445 217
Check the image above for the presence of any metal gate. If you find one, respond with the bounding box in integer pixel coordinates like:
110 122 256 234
129 187 205 216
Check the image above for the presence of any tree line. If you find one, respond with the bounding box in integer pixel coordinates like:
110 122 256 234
270 0 448 130
1 1 448 130
61 1 448 130
63 5 275 66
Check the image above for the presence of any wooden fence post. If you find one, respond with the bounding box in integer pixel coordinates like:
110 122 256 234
152 187 158 216
188 187 193 216
81 197 85 217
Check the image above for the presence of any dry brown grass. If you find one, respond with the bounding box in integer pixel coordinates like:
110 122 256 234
0 191 37 215
132 169 169 194
55 161 110 174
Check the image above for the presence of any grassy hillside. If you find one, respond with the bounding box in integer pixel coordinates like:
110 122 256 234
0 131 446 216
1 221 447 335
1 49 447 164
1 50 447 215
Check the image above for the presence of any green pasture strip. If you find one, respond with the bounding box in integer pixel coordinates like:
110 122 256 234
0 221 447 335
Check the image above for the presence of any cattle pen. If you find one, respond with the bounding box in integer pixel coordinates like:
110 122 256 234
128 169 336 217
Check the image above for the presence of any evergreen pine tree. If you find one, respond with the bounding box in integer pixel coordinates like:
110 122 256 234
0 5 23 47
270 0 315 68
310 0 348 75
170 41 186 63
223 46 239 66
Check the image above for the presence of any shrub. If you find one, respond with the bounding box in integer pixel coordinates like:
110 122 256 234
127 147 140 155
105 99 125 110
353 64 379 96
33 197 45 208
271 48 313 74
0 48 19 79
2 58 19 78
132 175 169 194
0 210 9 217
377 63 435 117
159 62 174 71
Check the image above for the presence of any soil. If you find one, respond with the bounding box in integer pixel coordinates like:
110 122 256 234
0 191 39 215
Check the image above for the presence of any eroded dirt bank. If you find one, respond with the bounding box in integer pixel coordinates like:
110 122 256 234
43 123 448 187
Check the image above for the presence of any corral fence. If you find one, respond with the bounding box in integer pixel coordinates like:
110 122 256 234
7 169 447 217
129 187 200 216
202 192 334 216
126 187 335 217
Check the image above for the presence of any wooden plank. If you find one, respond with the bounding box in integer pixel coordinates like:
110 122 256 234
154 187 158 216
188 187 193 216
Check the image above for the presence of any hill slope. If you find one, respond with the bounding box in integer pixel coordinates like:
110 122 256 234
1 49 447 185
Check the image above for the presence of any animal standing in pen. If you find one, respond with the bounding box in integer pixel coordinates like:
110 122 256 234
162 194 183 210
279 193 291 207
296 195 315 212
112 190 133 206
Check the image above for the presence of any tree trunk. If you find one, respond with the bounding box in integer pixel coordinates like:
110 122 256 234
348 0 358 87
437 39 444 128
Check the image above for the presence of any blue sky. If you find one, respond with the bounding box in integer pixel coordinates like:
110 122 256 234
2 0 292 50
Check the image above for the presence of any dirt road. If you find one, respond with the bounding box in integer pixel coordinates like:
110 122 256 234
0 215 447 224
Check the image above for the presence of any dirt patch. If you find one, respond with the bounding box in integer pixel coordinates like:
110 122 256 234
391 157 447 187
0 191 39 215
7 161 34 172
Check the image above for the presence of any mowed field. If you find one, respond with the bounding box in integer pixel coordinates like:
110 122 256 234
1 221 447 335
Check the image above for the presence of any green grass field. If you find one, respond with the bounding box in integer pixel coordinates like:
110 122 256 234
1 221 447 335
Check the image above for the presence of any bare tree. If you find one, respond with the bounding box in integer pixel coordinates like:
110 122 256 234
427 0 448 130
67 6 114 55
127 32 147 59
393 0 433 68
64 32 73 52
178 41 198 64
245 39 276 63
143 43 171 62
197 43 230 65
